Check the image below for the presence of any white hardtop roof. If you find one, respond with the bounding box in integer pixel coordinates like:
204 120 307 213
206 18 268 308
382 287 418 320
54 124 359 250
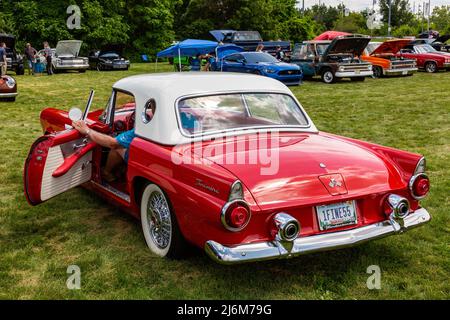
113 72 291 97
113 73 317 145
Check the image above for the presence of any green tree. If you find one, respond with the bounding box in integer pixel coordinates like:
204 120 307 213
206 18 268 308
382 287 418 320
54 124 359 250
431 5 450 34
333 12 369 34
304 4 342 31
379 0 414 27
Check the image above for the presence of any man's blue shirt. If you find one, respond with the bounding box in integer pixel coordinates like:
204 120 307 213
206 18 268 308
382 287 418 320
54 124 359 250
115 129 135 162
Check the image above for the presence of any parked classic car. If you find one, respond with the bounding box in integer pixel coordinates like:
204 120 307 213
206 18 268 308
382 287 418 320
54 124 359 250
291 35 373 83
0 75 17 101
0 34 24 75
24 73 431 264
38 40 89 73
211 50 302 85
412 35 450 52
397 44 450 73
362 39 417 78
88 46 130 71
210 30 291 57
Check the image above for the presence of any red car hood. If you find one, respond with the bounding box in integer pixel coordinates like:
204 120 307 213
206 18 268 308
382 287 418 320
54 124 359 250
371 39 411 55
192 132 405 210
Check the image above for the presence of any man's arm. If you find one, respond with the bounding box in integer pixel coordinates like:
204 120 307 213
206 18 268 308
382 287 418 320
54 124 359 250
72 120 120 149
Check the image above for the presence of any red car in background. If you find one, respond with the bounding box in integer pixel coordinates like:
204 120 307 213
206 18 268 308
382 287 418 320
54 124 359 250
397 44 450 73
0 75 17 102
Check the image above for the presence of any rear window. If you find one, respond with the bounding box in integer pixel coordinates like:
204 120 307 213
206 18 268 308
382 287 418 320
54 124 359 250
177 93 308 136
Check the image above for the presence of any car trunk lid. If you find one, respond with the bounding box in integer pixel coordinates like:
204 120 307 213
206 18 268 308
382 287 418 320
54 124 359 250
190 132 405 211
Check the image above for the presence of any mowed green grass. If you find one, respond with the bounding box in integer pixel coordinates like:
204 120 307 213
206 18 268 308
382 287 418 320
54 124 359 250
0 63 448 299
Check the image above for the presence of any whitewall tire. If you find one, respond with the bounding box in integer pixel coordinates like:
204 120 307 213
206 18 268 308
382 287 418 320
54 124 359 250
140 183 186 258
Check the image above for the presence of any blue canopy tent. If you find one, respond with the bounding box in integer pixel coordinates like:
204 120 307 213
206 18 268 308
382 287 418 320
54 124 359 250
156 39 218 71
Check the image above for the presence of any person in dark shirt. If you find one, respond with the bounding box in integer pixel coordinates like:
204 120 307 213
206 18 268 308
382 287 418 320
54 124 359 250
0 42 6 76
275 46 285 61
42 41 53 75
24 43 37 75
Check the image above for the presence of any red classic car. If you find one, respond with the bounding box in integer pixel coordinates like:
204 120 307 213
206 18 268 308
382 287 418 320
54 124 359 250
0 75 18 102
397 44 450 72
24 73 431 264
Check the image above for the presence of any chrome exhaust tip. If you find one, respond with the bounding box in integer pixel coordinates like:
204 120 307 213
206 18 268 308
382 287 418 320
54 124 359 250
387 194 410 219
274 213 300 242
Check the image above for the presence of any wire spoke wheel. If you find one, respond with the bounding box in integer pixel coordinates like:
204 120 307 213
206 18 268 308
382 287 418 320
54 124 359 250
147 191 172 249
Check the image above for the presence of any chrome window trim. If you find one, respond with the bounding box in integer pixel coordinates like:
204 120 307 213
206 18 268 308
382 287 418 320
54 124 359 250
174 90 312 139
142 98 156 124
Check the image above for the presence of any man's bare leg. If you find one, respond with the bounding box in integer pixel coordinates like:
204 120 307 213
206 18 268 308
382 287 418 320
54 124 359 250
102 148 126 182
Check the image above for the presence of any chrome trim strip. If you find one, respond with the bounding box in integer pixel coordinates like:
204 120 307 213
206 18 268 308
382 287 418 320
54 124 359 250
0 92 18 97
91 181 131 203
385 67 418 74
335 70 373 77
205 207 431 264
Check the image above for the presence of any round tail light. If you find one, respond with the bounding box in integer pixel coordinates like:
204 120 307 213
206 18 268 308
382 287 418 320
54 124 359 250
409 174 430 200
221 200 251 232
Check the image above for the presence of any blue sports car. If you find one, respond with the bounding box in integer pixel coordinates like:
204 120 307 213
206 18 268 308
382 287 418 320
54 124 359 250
212 50 302 86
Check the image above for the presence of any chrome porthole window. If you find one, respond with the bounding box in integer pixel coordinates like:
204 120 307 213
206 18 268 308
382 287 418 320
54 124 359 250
142 99 156 124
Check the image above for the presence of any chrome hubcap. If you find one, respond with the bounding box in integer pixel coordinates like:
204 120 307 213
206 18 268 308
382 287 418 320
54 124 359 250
426 63 436 72
147 191 171 249
324 72 333 82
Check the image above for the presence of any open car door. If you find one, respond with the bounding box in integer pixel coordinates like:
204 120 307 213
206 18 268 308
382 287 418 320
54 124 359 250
24 129 96 205
24 90 98 205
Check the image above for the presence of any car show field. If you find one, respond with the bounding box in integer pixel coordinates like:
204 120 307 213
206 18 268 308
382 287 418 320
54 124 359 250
0 63 448 299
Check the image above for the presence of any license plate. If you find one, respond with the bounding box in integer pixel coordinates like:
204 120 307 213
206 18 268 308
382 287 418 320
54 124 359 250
355 70 360 74
316 201 357 231
402 70 408 75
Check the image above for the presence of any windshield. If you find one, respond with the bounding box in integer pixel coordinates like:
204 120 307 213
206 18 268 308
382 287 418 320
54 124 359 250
177 93 309 136
233 31 262 42
366 42 381 54
316 44 329 56
100 52 120 59
244 53 278 63
415 45 437 53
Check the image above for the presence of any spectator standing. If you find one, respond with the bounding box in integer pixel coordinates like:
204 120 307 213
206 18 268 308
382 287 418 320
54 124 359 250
43 42 53 75
275 46 285 61
24 43 37 75
204 52 215 71
256 43 264 52
0 42 7 76
190 54 201 71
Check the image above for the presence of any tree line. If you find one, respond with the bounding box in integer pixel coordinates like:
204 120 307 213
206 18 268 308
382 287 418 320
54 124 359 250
0 0 449 61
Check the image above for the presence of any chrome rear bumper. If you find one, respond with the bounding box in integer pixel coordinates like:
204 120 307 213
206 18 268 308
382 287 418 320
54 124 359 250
205 208 430 265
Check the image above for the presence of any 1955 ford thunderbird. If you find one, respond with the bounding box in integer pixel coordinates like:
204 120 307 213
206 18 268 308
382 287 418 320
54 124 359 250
24 73 431 264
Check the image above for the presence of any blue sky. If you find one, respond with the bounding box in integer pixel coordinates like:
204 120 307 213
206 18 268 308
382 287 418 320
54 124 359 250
299 0 449 12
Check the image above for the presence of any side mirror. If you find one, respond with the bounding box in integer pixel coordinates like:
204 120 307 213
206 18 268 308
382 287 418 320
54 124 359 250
68 107 83 122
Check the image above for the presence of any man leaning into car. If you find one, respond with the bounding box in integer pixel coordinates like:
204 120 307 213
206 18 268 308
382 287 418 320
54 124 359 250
72 120 135 182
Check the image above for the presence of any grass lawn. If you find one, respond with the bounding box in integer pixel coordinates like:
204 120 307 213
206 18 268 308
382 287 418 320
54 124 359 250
0 63 448 299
